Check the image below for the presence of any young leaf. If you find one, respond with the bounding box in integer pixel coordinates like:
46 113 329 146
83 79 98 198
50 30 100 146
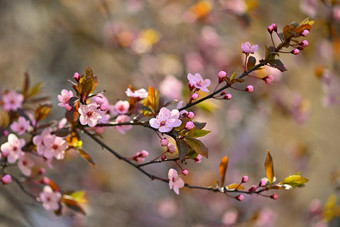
184 137 208 158
61 195 86 215
35 104 52 122
191 129 211 138
78 149 96 167
226 183 245 190
219 156 228 187
264 150 274 184
22 72 30 99
28 82 43 98
229 72 237 81
280 174 309 188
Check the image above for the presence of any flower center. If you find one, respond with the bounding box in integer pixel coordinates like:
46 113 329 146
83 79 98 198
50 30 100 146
52 144 58 150
86 111 93 117
160 121 166 126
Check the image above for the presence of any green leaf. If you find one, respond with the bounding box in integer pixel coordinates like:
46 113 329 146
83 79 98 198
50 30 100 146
280 174 309 188
191 129 211 138
193 122 206 130
229 72 237 81
184 137 208 158
268 59 287 72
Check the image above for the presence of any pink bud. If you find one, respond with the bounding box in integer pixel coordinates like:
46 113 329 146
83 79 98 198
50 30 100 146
140 150 149 158
1 174 11 185
182 169 189 176
300 40 309 47
271 23 277 32
192 93 199 100
301 29 309 37
218 71 227 83
161 138 169 147
167 143 176 154
39 168 46 175
185 121 195 130
187 111 195 119
259 179 266 187
161 155 166 161
41 177 50 185
264 75 274 85
291 49 300 55
242 176 249 183
245 85 254 93
235 194 244 201
220 91 226 96
194 154 202 163
267 25 274 34
73 72 80 81
270 193 279 200
224 94 232 100
248 185 257 193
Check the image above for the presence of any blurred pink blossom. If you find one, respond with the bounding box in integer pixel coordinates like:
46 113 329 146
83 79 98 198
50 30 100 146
300 0 317 18
125 88 148 99
0 134 25 163
39 186 61 211
115 115 133 134
159 75 183 100
2 90 23 111
10 116 30 135
18 152 34 176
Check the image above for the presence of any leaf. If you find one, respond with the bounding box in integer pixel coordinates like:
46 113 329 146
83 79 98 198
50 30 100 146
226 183 245 190
35 104 51 122
22 72 30 99
247 56 256 71
47 178 60 192
0 110 10 128
78 149 96 167
54 128 71 137
264 150 274 184
28 82 43 98
69 190 87 204
141 86 158 112
229 72 237 81
191 129 211 138
268 59 287 72
61 195 86 215
280 174 309 188
77 67 98 102
219 156 228 187
184 137 208 158
193 122 206 130
176 140 189 161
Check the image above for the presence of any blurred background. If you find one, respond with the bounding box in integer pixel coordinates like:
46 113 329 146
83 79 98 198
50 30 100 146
1 0 340 226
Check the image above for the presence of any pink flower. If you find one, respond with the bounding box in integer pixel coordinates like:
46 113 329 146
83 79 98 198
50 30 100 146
241 42 258 54
160 75 183 100
57 89 74 111
33 129 51 157
2 90 23 111
92 94 110 111
43 135 68 160
78 103 104 127
115 115 133 134
18 152 34 176
114 100 130 114
39 186 61 211
125 88 148 99
168 168 185 195
149 107 182 133
222 209 238 225
10 117 30 135
187 73 211 92
1 134 25 163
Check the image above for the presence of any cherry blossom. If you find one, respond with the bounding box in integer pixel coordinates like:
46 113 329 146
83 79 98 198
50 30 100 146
57 89 74 111
10 116 30 135
0 134 25 163
1 90 24 111
43 135 68 160
125 88 148 99
168 168 185 195
33 129 51 157
18 152 34 176
241 42 258 54
159 75 183 100
78 103 104 127
39 186 61 211
187 73 211 92
92 94 110 111
132 150 149 163
115 115 133 134
114 100 130 114
149 107 181 133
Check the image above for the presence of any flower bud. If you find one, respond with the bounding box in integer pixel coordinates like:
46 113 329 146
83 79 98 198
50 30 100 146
264 75 274 85
185 121 195 130
167 143 176 154
258 179 266 187
267 25 274 34
161 138 168 147
182 169 189 176
187 112 195 119
39 168 46 175
248 185 257 193
301 29 309 37
140 150 149 158
220 91 226 96
291 49 300 55
192 93 199 100
245 85 254 93
41 177 50 185
270 193 279 200
242 176 249 183
271 23 277 32
1 174 11 185
218 71 227 83
224 94 232 100
73 72 80 81
235 194 244 201
161 155 166 161
300 40 309 47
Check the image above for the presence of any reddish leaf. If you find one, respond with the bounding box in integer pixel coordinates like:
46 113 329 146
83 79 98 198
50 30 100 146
78 149 96 167
35 104 51 122
219 156 228 187
22 72 30 99
264 150 274 184
61 195 86 215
